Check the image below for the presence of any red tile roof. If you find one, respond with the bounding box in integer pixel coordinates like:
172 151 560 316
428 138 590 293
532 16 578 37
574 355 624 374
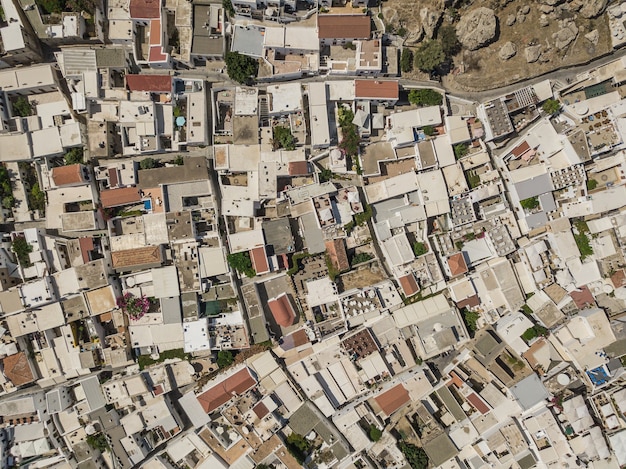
318 15 370 40
129 0 160 18
511 140 530 158
78 237 94 264
2 352 35 387
126 74 172 92
51 164 85 187
196 367 256 413
268 293 296 328
569 285 595 309
253 402 269 419
288 161 310 176
399 274 419 297
250 246 270 275
149 45 168 62
374 384 410 416
456 294 480 309
111 246 162 270
611 269 626 288
467 392 490 414
447 253 468 277
325 238 349 272
280 329 310 351
100 187 141 208
355 80 399 100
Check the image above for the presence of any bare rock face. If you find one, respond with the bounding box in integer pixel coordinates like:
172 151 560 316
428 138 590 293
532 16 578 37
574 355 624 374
537 0 564 6
553 20 578 50
539 4 554 13
456 7 498 51
539 15 550 27
499 41 517 60
525 45 542 62
420 7 442 39
585 29 599 45
506 14 516 26
516 9 527 23
580 0 608 18
521 5 530 14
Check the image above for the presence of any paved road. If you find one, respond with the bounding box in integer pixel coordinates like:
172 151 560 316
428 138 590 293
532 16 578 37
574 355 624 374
439 46 626 102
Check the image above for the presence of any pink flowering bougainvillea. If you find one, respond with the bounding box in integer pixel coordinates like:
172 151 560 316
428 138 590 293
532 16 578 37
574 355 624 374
117 292 150 320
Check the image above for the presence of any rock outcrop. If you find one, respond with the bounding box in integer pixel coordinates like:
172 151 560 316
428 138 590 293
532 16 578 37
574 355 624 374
579 0 608 18
553 20 578 50
456 7 498 51
585 29 599 45
525 45 542 62
499 41 517 60
420 7 442 39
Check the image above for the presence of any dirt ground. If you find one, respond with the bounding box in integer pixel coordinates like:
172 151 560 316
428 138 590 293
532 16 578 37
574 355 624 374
338 262 387 291
382 0 612 91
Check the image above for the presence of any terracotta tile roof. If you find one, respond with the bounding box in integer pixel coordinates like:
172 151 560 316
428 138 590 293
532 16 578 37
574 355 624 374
51 164 84 187
253 402 269 419
569 285 595 309
355 80 399 100
399 274 419 297
455 294 480 309
197 367 256 413
250 246 270 275
268 293 296 328
288 161 310 176
100 187 141 208
447 253 468 277
325 238 349 272
280 329 309 351
318 15 370 40
511 140 530 157
374 383 410 416
467 392 490 414
108 168 119 187
111 246 162 270
126 74 172 92
448 371 464 388
129 0 160 18
611 269 626 288
78 237 94 264
2 352 35 386
149 45 168 62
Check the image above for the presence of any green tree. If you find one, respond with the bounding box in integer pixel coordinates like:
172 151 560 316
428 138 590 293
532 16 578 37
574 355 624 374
319 168 333 183
520 197 540 210
2 195 14 209
217 350 234 368
463 309 480 334
454 143 469 159
413 242 427 257
12 236 33 267
401 48 414 73
408 89 443 106
64 147 84 165
542 98 561 115
225 51 259 84
173 155 185 165
30 182 45 212
422 125 435 136
414 40 445 72
12 96 33 117
398 442 429 469
140 158 157 170
351 252 373 266
86 433 108 452
369 425 382 442
227 251 256 278
285 433 310 464
222 0 235 15
272 126 296 151
439 25 460 56
586 179 598 190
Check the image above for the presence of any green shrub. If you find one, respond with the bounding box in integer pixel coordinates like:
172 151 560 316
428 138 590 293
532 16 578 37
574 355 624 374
12 237 32 267
86 433 108 452
217 350 234 368
398 442 429 469
414 40 445 72
413 242 427 257
64 147 84 165
140 158 157 170
272 126 296 151
224 51 259 84
401 48 414 73
369 425 382 442
408 89 442 106
227 251 256 278
542 98 561 115
351 252 373 266
520 197 539 210
586 179 598 190
12 96 33 117
454 143 469 159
